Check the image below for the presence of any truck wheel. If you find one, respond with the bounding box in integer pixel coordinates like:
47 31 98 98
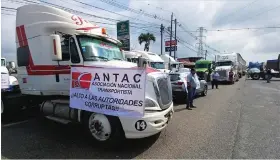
201 85 208 96
252 73 260 80
83 112 124 147
238 73 242 78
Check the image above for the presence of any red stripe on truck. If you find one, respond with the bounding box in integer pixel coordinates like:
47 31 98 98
16 25 159 75
16 27 23 47
20 25 28 46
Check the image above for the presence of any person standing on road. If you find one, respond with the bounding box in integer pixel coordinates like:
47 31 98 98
211 71 220 89
229 69 234 83
185 68 198 110
266 68 271 83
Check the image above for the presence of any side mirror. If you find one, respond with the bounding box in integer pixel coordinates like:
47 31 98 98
7 61 16 69
137 57 147 68
50 34 62 61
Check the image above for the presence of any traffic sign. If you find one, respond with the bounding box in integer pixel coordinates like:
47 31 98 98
165 40 177 46
165 46 177 52
117 20 130 51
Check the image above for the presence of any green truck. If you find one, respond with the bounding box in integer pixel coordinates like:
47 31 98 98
195 60 215 82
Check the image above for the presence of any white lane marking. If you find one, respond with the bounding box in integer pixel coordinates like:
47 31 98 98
1 119 33 127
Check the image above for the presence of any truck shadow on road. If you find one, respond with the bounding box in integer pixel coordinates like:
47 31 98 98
1 113 159 159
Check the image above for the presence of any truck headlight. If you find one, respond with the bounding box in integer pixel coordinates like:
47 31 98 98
145 98 156 108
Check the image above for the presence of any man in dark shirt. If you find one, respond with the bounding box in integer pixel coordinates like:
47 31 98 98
266 68 271 83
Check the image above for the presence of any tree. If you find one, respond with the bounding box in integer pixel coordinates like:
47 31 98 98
138 33 156 51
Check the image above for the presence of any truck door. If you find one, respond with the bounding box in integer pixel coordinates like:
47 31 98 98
55 36 82 93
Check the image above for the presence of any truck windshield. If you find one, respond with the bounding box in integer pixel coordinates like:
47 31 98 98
195 63 208 68
1 59 5 66
169 74 180 81
77 36 124 61
150 62 165 69
216 61 233 66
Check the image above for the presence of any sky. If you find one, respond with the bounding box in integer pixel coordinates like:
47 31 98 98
1 0 280 63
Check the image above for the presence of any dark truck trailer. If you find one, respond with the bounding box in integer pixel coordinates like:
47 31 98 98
251 54 280 80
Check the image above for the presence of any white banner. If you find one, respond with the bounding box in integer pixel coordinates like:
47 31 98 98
1 73 9 89
70 66 146 117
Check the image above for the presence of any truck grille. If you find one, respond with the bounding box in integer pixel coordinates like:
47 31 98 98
156 76 172 110
217 70 227 77
196 71 205 80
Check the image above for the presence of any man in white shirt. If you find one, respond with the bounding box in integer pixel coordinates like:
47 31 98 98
183 68 200 110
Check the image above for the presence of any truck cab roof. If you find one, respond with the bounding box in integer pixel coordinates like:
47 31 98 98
16 4 120 45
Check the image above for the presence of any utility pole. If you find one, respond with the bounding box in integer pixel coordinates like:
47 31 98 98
160 24 164 55
169 12 173 70
205 50 207 60
174 19 177 60
196 27 206 58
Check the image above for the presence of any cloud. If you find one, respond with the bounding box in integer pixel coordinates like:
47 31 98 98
1 0 280 63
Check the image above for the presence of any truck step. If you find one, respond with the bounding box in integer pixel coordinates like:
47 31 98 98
51 99 69 104
45 116 71 124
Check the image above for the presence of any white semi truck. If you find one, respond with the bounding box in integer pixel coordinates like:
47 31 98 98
215 52 246 83
15 4 173 145
124 50 170 73
1 57 21 114
160 54 185 72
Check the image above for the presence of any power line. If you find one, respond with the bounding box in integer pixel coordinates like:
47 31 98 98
106 0 221 54
207 26 280 31
146 3 172 14
1 4 162 35
216 0 259 23
165 30 198 54
237 4 280 24
2 0 214 55
177 26 280 32
5 0 162 29
96 0 170 23
66 0 162 26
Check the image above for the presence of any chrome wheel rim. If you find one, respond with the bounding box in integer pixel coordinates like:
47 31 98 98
88 113 111 141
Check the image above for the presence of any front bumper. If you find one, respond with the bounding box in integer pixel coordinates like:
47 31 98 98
119 103 174 139
172 91 187 99
218 76 229 81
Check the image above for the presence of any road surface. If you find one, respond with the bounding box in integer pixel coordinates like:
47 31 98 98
1 78 280 159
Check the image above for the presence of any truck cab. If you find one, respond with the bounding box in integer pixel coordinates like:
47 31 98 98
215 53 243 83
124 50 170 73
160 54 178 71
15 4 173 145
195 60 214 82
1 58 19 93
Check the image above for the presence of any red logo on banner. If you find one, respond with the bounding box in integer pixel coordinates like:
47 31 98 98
71 72 92 89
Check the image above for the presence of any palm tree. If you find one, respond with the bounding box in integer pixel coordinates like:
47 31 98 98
138 33 156 51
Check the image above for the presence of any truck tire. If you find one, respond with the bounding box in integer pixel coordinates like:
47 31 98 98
83 112 124 148
238 73 242 78
201 85 208 96
252 73 260 80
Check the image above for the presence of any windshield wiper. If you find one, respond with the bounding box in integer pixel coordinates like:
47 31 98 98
90 56 108 61
111 58 123 61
